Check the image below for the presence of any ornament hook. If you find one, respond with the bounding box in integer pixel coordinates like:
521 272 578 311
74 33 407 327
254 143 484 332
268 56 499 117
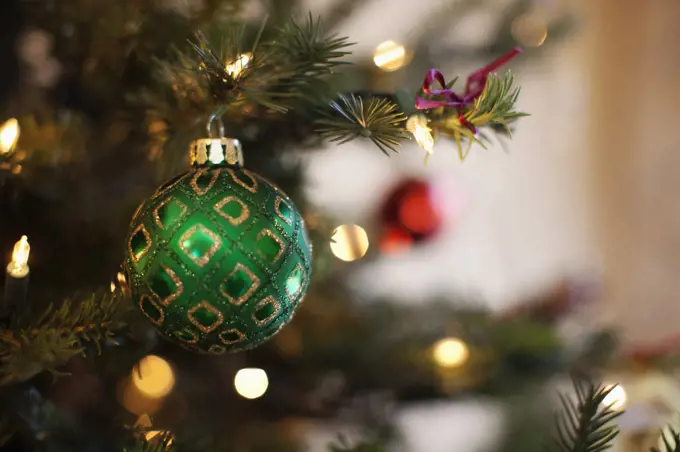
189 114 243 168
206 114 225 139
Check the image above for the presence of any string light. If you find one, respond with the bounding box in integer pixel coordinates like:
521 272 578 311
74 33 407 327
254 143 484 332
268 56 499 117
373 41 409 72
135 414 153 428
330 224 369 262
131 355 175 399
432 337 470 368
406 115 435 160
234 368 269 399
110 281 116 293
145 430 173 445
134 414 173 444
602 384 626 411
7 236 30 278
225 52 252 79
0 118 19 155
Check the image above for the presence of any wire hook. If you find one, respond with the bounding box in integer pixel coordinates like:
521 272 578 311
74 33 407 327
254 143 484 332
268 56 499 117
206 114 225 138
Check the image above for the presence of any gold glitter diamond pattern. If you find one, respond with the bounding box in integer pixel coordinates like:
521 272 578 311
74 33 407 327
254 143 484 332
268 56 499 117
285 263 306 302
252 296 282 326
151 265 184 306
128 224 152 263
139 295 164 327
153 197 188 230
220 263 260 306
131 201 145 224
153 173 185 199
187 300 224 333
274 196 293 225
208 345 226 355
176 327 199 344
214 196 249 226
190 168 221 196
227 169 258 193
178 224 222 267
256 228 286 263
219 328 246 345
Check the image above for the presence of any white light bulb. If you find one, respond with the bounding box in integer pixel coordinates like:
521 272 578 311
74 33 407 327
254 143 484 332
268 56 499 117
225 53 252 79
234 368 269 399
406 115 435 157
432 338 470 368
0 118 19 154
7 235 30 278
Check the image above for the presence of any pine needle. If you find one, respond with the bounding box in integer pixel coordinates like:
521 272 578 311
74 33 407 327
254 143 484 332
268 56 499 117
551 376 622 452
124 431 176 452
652 427 680 452
0 293 128 386
182 15 352 113
271 13 353 77
315 94 407 154
465 71 528 130
428 71 527 159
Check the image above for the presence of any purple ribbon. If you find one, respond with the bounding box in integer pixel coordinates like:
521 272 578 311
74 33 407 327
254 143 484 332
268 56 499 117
415 47 522 133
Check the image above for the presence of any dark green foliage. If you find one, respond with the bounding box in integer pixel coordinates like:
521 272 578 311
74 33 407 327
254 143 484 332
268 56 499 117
269 13 353 84
316 94 407 154
552 376 622 452
653 428 680 452
168 16 520 155
176 15 353 114
0 293 127 385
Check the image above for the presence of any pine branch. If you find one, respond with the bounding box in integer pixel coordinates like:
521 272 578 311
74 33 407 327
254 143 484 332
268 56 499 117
652 428 680 452
179 15 352 115
551 376 622 452
315 94 408 155
124 432 176 452
271 13 353 78
465 71 528 132
427 71 527 160
0 293 128 386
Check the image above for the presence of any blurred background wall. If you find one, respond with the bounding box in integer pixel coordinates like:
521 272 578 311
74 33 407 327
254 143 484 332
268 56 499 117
585 0 680 348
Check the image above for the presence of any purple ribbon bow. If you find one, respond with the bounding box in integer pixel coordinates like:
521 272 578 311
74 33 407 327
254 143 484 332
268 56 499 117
415 47 522 133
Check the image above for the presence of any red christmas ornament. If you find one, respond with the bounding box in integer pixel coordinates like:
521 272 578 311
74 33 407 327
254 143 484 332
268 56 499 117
379 179 442 251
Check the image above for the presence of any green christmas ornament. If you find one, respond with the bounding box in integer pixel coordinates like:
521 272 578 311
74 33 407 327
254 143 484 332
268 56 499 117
123 121 312 354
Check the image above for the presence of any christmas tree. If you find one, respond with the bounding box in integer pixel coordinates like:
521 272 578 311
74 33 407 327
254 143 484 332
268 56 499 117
0 0 649 451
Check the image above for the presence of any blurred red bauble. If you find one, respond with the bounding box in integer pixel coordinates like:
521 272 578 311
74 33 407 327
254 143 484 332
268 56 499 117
379 179 443 252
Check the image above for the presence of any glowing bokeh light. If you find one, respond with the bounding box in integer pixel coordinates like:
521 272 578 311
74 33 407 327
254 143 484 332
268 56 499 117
330 224 370 262
433 337 470 368
234 368 269 399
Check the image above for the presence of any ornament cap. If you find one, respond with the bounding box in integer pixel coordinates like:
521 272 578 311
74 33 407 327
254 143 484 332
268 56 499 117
189 137 244 168
189 114 244 168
